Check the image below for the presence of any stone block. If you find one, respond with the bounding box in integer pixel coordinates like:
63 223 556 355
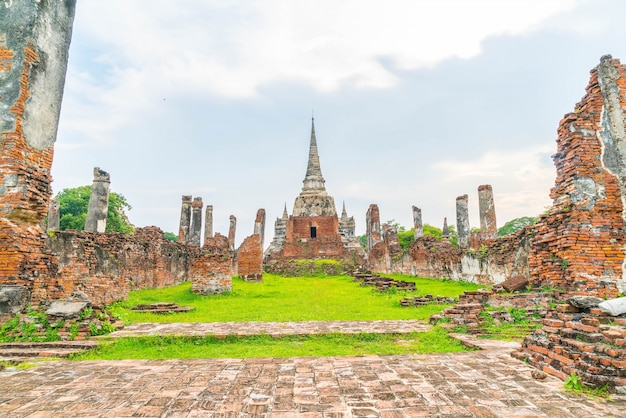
46 300 89 319
0 285 30 314
599 297 626 316
500 275 529 292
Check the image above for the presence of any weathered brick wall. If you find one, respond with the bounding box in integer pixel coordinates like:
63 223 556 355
237 234 263 282
280 216 350 259
43 227 195 307
528 56 626 298
0 2 76 291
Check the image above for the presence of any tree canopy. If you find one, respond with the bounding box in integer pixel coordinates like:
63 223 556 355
498 216 537 237
55 185 134 234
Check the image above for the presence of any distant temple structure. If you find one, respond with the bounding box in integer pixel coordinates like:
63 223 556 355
264 119 365 263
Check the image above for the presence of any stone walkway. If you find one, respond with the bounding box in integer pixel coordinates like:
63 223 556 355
104 320 431 338
1 320 625 417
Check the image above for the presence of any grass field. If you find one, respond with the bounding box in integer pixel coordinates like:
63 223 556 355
108 274 485 323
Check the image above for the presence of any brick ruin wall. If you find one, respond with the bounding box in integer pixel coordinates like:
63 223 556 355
278 216 352 260
528 55 626 298
237 234 263 282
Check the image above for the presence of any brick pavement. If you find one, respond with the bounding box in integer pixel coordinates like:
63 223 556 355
1 336 625 417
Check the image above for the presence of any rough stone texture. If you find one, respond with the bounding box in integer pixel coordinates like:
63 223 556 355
253 208 266 250
456 194 470 249
84 167 110 233
203 204 213 245
478 184 497 239
189 196 203 246
177 195 192 244
442 217 449 239
0 285 30 315
228 215 237 251
366 204 382 254
338 201 356 240
190 238 234 295
45 300 89 319
237 234 263 282
567 295 604 309
499 274 529 292
412 205 423 238
599 297 626 316
264 205 288 259
46 199 60 231
0 1 76 291
44 227 194 307
528 56 626 297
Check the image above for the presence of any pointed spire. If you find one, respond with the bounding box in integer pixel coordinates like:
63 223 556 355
341 201 348 219
282 203 288 220
300 117 327 195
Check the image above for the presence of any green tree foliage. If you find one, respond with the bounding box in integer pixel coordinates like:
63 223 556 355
164 232 178 242
55 185 134 234
397 228 414 250
423 224 442 239
498 216 537 237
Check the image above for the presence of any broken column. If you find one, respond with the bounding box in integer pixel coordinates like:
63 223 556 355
412 206 423 239
456 194 470 249
203 204 213 246
189 197 203 246
0 1 76 295
47 200 60 231
178 195 192 243
478 184 497 239
442 217 449 240
228 215 237 251
254 208 266 250
366 204 382 253
84 167 110 233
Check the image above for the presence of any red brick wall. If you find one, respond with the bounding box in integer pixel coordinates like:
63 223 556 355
237 234 263 282
281 216 350 259
528 57 626 298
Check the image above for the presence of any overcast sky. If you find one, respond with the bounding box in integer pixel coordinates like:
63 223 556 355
52 0 626 246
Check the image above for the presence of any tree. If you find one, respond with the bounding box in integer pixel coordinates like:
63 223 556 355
164 232 178 242
498 216 537 237
55 185 134 234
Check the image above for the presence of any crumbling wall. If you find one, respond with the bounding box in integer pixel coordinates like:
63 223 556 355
237 234 263 282
529 55 626 298
191 233 234 295
0 1 76 291
44 227 194 307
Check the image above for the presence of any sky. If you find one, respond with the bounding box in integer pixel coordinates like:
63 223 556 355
52 0 626 247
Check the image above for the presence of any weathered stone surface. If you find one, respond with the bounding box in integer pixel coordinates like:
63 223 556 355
0 0 76 290
478 184 497 239
47 200 60 231
177 195 192 243
190 248 234 295
456 195 470 249
567 296 604 309
203 204 213 245
528 56 626 297
237 234 263 282
412 206 423 238
228 215 236 251
0 285 30 314
442 217 449 239
366 204 382 254
338 201 356 239
599 297 626 316
253 208 266 249
189 197 203 246
84 167 110 233
45 301 89 319
500 275 529 292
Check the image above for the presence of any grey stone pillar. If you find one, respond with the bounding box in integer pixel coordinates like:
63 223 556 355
84 167 110 233
456 194 470 249
228 215 237 251
442 217 449 240
189 197 203 246
478 184 497 239
203 205 213 246
178 195 192 243
366 204 382 253
254 208 266 250
412 206 423 239
47 200 60 231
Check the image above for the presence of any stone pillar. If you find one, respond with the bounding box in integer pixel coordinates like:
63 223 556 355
0 1 76 297
478 184 497 239
254 208 266 250
47 200 60 231
228 215 237 251
203 204 213 246
456 194 470 249
189 197 203 246
84 167 110 233
366 204 382 253
412 206 423 239
178 195 192 243
442 217 449 240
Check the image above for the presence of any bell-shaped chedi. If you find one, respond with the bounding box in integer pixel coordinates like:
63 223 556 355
529 55 626 297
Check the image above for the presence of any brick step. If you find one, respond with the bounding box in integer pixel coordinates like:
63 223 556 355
0 341 98 350
0 341 98 359
0 348 90 358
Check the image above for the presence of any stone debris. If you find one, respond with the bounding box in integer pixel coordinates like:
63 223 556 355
399 295 455 307
352 272 416 292
598 296 626 316
131 302 193 314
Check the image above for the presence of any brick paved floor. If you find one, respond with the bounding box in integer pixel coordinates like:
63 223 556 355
1 337 624 417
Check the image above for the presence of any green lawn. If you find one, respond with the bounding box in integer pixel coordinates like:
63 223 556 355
72 327 472 360
109 274 485 323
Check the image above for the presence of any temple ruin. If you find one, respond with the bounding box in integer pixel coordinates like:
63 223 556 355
264 119 365 267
